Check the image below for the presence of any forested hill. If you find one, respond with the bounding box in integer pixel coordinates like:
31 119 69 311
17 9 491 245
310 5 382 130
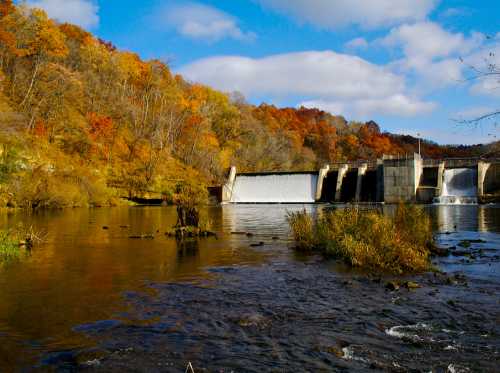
0 2 495 207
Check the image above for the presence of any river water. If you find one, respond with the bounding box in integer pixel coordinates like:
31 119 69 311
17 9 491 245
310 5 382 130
0 205 499 372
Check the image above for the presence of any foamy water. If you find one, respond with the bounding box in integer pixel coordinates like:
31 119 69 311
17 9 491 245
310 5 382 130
434 168 478 205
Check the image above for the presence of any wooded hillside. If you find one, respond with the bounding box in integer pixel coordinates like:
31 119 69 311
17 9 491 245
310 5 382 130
0 1 494 208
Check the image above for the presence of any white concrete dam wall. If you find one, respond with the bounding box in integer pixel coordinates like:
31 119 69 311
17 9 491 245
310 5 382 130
230 173 318 203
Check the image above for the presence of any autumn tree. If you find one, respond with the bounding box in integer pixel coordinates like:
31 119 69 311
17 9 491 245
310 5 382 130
17 8 68 106
0 0 17 68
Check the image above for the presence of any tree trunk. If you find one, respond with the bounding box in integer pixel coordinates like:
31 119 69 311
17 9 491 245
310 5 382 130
176 206 200 228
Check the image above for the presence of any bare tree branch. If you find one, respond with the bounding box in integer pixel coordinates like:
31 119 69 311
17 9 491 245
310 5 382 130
458 47 499 124
455 111 500 124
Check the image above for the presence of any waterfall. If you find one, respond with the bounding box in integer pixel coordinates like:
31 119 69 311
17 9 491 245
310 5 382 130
434 168 478 205
230 173 318 203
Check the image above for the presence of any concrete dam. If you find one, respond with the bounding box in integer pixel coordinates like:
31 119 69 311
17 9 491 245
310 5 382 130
220 155 500 204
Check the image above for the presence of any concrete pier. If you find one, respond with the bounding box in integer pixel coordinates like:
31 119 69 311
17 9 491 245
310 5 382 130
315 165 330 201
478 161 491 198
376 160 384 202
222 166 237 203
335 165 349 202
436 161 445 197
355 163 368 202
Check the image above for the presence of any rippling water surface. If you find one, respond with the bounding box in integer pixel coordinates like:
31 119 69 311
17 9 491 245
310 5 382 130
0 204 499 371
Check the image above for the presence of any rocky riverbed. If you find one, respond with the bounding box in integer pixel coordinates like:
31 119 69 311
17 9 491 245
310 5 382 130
49 231 499 372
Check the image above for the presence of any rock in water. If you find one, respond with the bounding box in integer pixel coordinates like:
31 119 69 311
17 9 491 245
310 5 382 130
250 242 265 247
238 313 269 328
385 281 400 291
458 240 471 248
430 244 450 257
404 281 421 289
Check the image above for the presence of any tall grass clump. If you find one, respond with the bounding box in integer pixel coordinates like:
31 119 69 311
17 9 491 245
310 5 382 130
0 224 46 262
0 230 20 261
287 204 434 274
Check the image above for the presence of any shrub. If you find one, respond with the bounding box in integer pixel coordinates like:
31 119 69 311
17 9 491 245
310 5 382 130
84 174 120 207
287 204 433 274
8 162 118 209
9 167 86 209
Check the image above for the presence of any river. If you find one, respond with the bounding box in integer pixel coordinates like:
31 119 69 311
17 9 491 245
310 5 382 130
0 204 499 372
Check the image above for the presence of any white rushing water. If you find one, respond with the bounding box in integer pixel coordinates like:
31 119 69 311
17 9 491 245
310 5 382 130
230 173 318 203
434 168 478 205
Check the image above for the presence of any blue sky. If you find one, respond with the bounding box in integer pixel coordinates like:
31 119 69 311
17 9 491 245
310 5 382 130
22 0 500 145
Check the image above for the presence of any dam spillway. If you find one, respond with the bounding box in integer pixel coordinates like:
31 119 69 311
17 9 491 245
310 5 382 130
434 168 478 205
230 173 319 203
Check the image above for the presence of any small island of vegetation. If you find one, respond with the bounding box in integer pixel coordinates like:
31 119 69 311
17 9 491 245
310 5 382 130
287 204 434 274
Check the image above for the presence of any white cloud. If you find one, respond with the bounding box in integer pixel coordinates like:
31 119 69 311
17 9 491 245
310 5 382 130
378 22 484 89
26 0 99 29
355 95 437 117
389 57 464 90
179 50 436 118
345 37 369 50
470 77 500 97
379 22 483 61
159 2 255 42
300 100 346 116
301 95 436 118
256 0 437 29
180 51 404 99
